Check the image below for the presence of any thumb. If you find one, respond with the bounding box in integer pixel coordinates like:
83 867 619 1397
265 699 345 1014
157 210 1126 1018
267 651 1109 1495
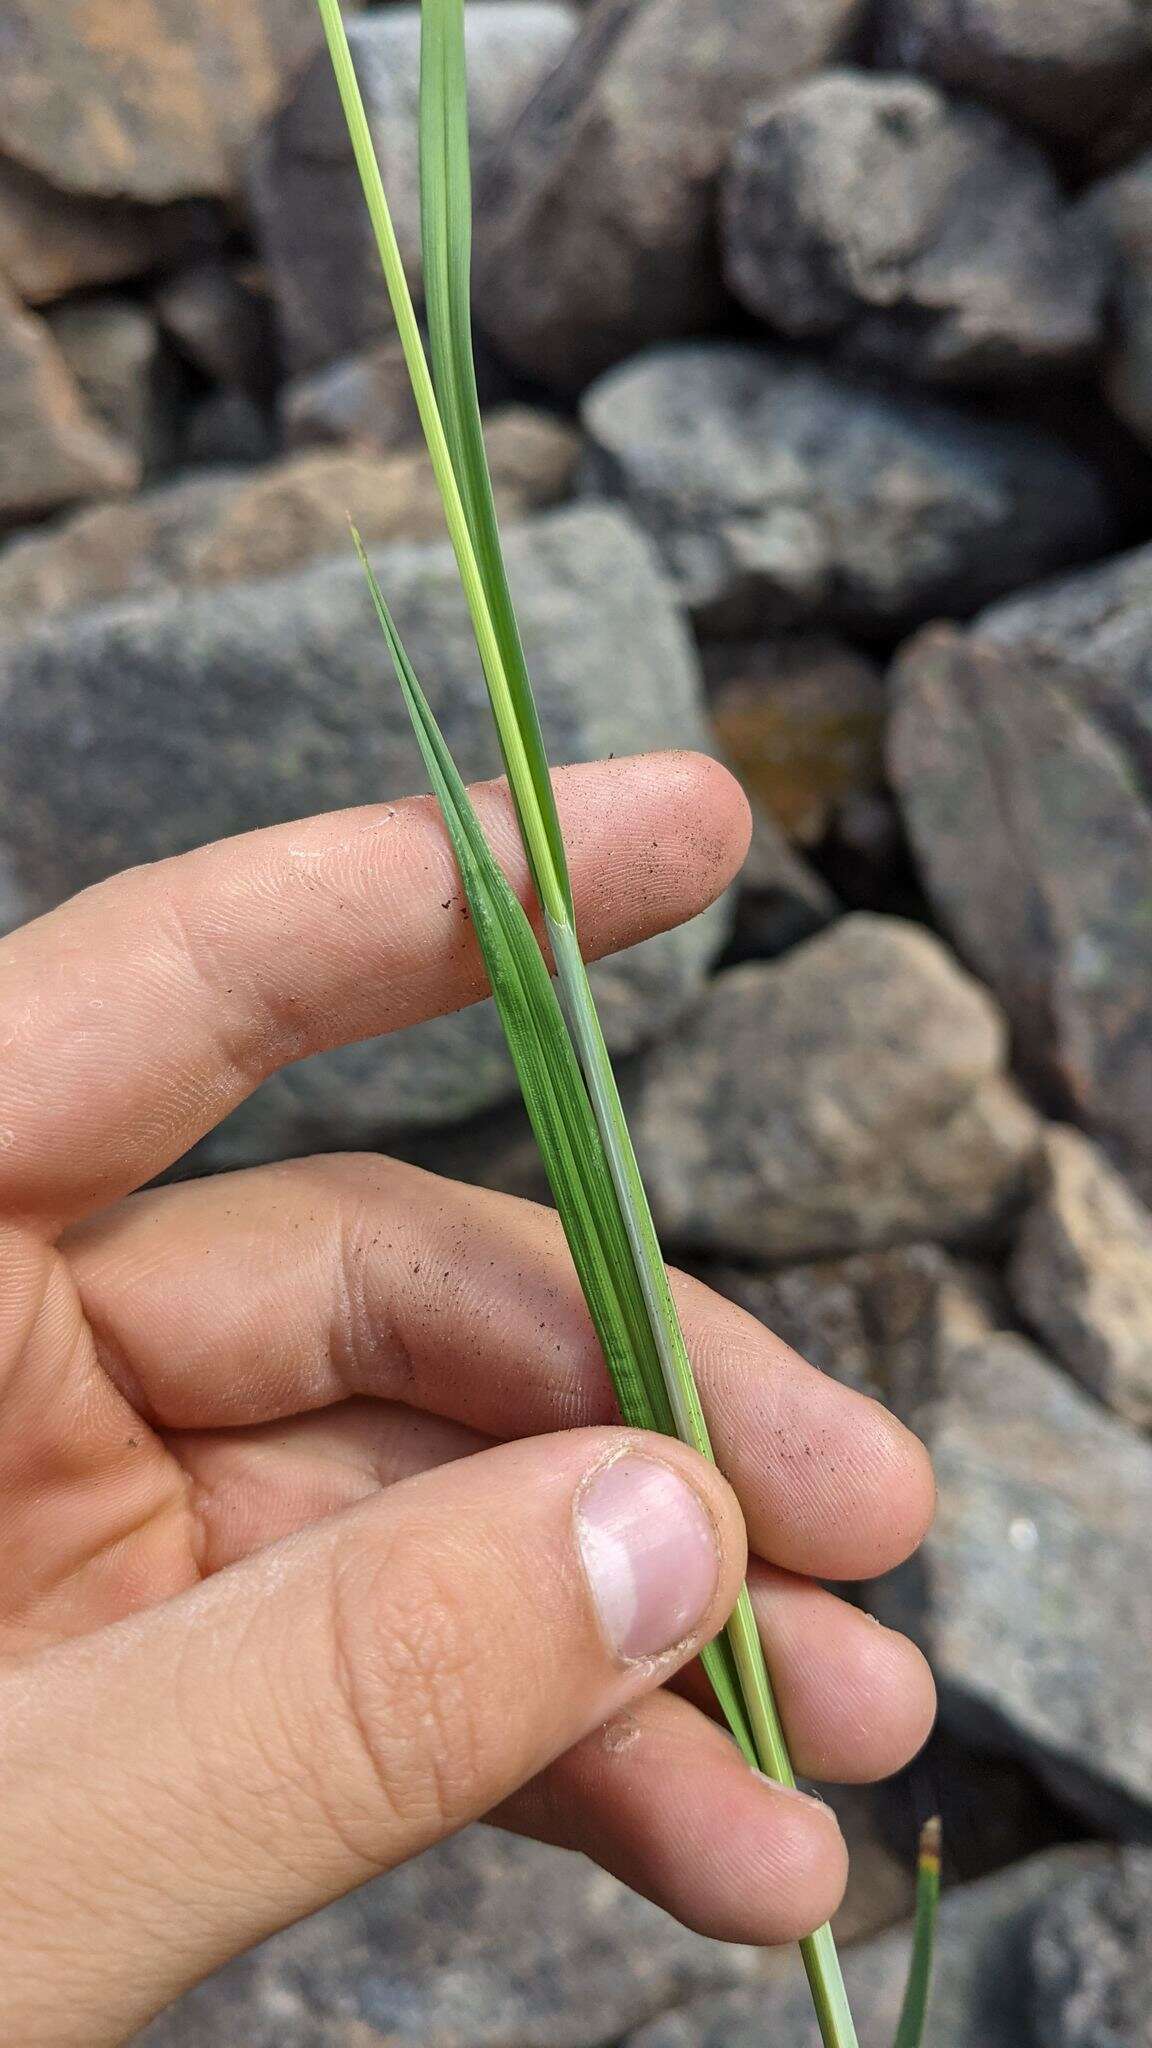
1 1429 746 2048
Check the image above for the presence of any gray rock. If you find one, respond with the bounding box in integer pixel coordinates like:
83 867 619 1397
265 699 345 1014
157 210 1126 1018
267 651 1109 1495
250 4 577 374
624 1847 1111 2048
133 1824 765 2047
45 297 172 476
0 278 137 526
580 343 1114 633
0 0 342 204
1010 1127 1152 1431
180 387 277 469
281 338 424 456
874 0 1152 167
873 1330 1152 1835
727 806 837 960
1031 1849 1152 2048
281 333 516 457
472 0 864 395
631 914 1039 1263
724 70 1108 386
887 543 1152 1197
1085 152 1152 450
155 260 277 399
706 1241 999 1401
0 504 729 1163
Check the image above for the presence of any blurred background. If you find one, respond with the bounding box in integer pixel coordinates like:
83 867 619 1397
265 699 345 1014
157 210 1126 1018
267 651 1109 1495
2 0 1152 2041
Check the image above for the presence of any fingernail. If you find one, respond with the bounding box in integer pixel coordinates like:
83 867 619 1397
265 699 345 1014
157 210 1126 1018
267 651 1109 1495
576 1452 720 1661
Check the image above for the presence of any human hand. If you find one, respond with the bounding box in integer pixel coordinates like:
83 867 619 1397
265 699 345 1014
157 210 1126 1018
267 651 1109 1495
0 752 935 2047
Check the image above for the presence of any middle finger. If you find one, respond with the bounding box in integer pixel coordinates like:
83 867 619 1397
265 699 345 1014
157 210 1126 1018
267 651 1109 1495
67 1153 934 1583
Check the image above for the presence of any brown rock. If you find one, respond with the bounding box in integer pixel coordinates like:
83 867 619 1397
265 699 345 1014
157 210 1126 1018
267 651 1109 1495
706 635 885 845
473 0 865 393
0 409 579 628
632 913 1039 1263
0 0 343 204
0 156 221 305
888 545 1152 1195
0 280 137 525
1011 1126 1152 1430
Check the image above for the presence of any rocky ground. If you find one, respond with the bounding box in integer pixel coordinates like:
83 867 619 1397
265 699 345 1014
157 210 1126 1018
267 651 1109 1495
2 0 1152 2042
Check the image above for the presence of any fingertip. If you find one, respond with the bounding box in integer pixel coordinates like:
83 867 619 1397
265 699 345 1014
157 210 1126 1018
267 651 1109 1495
755 1782 850 1940
652 749 755 893
856 1400 938 1577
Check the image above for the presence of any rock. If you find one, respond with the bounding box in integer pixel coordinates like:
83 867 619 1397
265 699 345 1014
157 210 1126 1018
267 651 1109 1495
134 1824 765 2047
0 157 222 305
0 0 343 204
705 633 885 845
1031 1849 1152 2047
1085 152 1152 450
704 1242 999 1401
155 260 278 399
580 343 1114 633
0 410 579 630
472 0 864 394
250 4 578 375
45 297 172 475
281 333 516 457
281 338 425 455
0 279 137 525
726 806 837 960
818 788 921 917
723 71 1108 387
0 504 730 1163
887 543 1152 1196
873 1330 1152 1835
1010 1127 1152 1431
874 0 1152 168
631 914 1039 1263
624 1847 1111 2048
180 389 280 468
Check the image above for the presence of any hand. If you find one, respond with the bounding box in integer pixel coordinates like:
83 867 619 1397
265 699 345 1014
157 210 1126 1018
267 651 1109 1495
0 752 935 2048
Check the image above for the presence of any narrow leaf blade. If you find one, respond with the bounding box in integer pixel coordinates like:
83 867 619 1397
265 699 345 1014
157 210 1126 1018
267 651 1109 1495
419 0 574 920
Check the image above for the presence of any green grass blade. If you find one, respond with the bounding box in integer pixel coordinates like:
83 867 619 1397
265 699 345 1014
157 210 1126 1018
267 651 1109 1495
314 0 567 926
894 1818 942 2048
418 0 573 918
351 527 759 1758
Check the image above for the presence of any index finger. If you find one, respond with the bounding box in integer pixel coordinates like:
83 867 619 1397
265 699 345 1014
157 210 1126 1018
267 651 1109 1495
0 752 750 1231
